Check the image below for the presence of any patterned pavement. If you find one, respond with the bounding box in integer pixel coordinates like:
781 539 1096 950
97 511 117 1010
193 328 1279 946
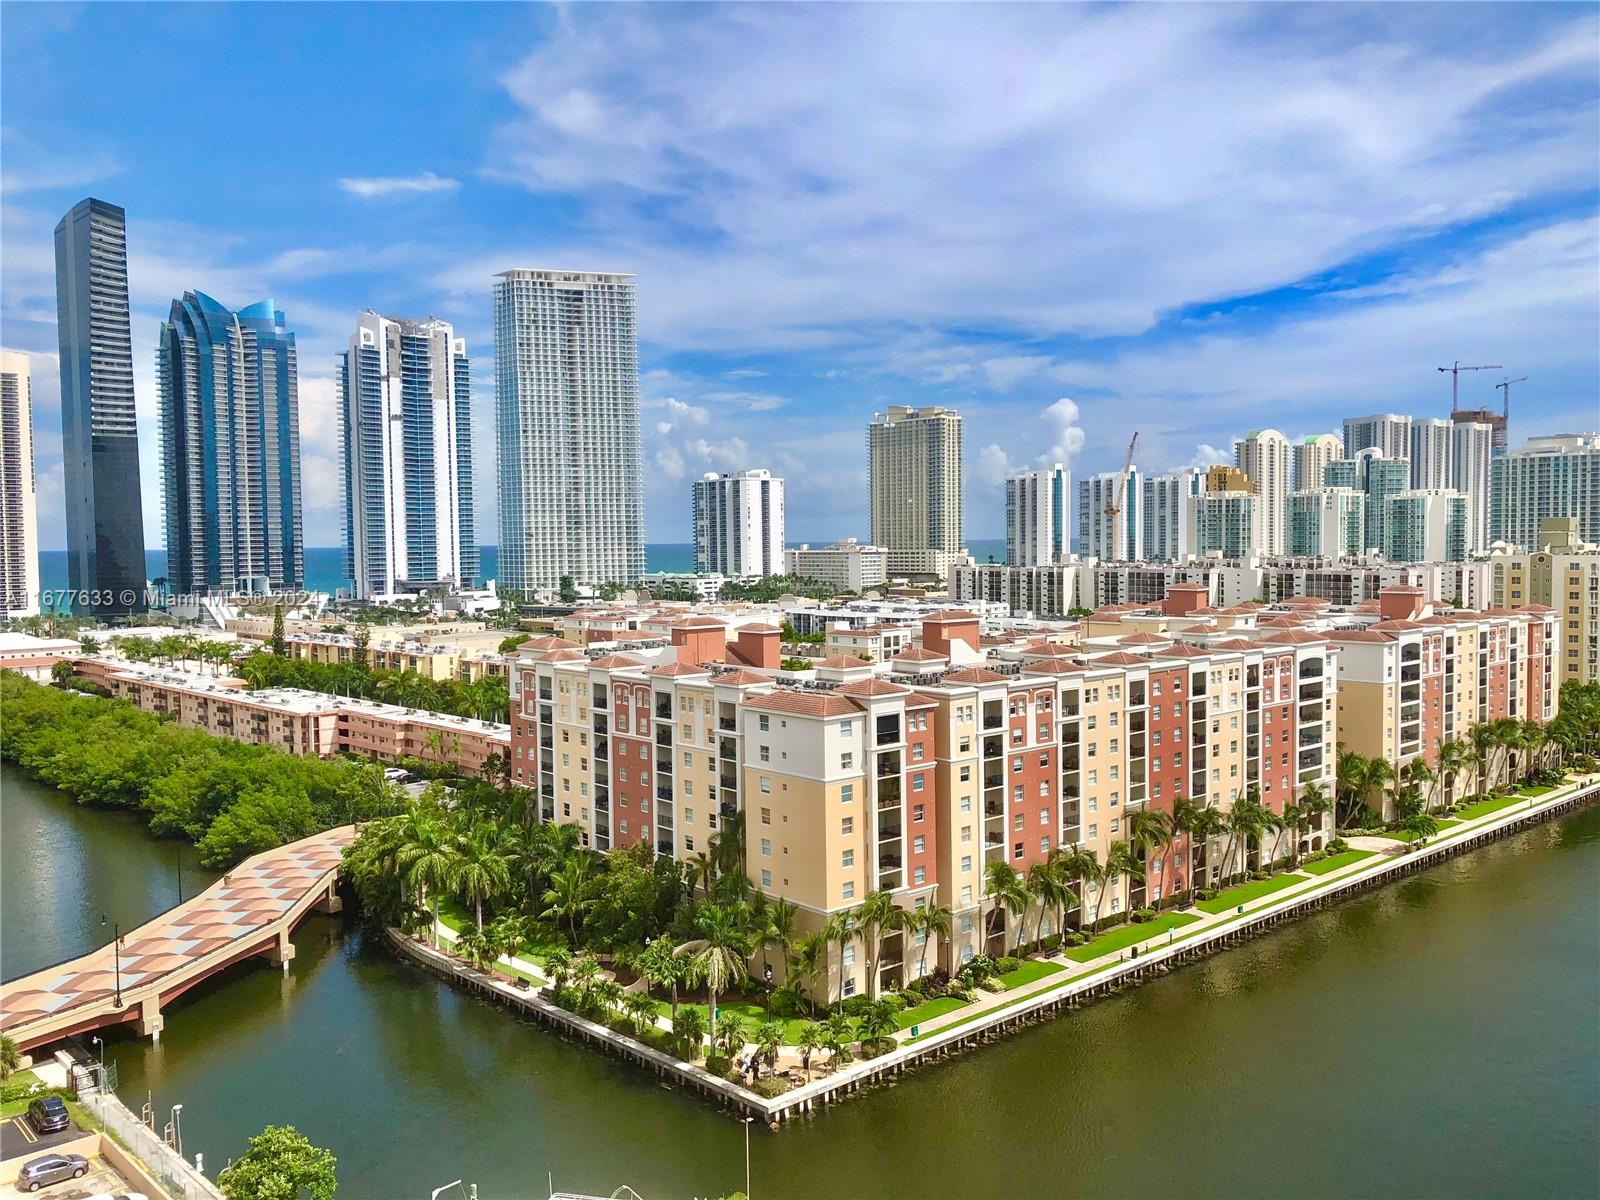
1 827 354 1038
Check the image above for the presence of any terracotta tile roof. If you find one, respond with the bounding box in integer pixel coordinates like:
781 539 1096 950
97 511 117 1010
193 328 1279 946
1329 629 1394 643
735 623 782 634
1368 619 1427 632
671 616 727 630
893 647 948 662
741 690 864 717
537 649 587 662
940 667 1011 684
1209 639 1261 652
922 609 980 621
712 669 771 685
1258 630 1328 645
650 661 712 677
1088 651 1151 666
585 653 645 668
1119 632 1170 645
836 678 912 697
521 635 581 650
1519 604 1555 613
815 655 875 669
1151 643 1211 658
1019 659 1086 675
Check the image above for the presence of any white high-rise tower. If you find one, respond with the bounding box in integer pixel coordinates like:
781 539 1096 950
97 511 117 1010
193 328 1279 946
1236 429 1292 555
1005 464 1070 567
1451 420 1494 553
494 270 644 592
0 351 40 617
1410 418 1453 490
1293 433 1343 492
339 312 476 600
693 469 785 577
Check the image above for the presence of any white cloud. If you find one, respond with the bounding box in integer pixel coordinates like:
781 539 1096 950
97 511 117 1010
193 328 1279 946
337 171 460 198
1187 443 1235 470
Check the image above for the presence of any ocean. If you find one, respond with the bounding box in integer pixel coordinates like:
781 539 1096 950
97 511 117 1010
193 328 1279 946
34 538 1008 608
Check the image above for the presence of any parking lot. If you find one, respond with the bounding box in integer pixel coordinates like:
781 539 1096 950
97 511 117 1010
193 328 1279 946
1 1153 132 1198
0 1116 82 1166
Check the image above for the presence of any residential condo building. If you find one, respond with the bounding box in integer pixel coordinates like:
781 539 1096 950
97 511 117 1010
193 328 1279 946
1142 469 1203 563
157 292 304 594
1293 433 1343 494
54 197 147 616
1288 488 1365 559
494 270 645 592
0 351 40 617
1490 434 1600 551
339 312 476 600
868 406 964 578
692 469 785 577
1005 464 1070 567
1235 429 1291 555
1343 413 1412 461
1451 420 1495 554
1385 489 1468 564
1488 518 1600 687
1410 418 1454 490
785 539 888 593
1078 468 1142 561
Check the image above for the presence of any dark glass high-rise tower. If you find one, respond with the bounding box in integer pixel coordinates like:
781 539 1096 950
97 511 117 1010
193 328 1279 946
54 197 148 616
157 292 304 594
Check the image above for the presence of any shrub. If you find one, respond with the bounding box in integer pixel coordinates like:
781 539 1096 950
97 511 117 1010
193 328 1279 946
1196 888 1218 902
1249 869 1272 881
840 995 875 1017
995 955 1021 974
1133 907 1158 923
1328 837 1349 854
1064 932 1088 947
1040 933 1062 952
880 991 908 1012
753 1076 791 1098
768 987 804 1018
705 1053 734 1079
957 954 998 985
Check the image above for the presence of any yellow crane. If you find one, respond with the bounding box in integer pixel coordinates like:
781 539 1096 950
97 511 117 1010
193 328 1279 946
1105 432 1140 522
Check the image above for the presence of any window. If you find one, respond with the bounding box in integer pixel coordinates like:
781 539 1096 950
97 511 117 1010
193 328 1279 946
841 719 854 736
1110 818 1119 834
685 836 695 851
1013 812 1024 831
913 803 925 822
685 808 694 824
761 838 772 856
1039 808 1050 825
842 752 854 770
961 855 973 872
841 784 854 804
1013 843 1024 860
843 945 856 966
960 796 972 813
682 723 692 739
759 715 770 731
913 835 925 853
841 815 854 836
960 890 973 910
1088 823 1098 839
760 777 771 793
913 866 926 885
1040 837 1051 854
761 807 772 825
761 869 773 888
842 849 855 867
961 825 972 843
759 745 770 762
842 881 856 901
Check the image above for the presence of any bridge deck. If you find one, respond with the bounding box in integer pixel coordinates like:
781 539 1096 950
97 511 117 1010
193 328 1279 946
1 826 356 1051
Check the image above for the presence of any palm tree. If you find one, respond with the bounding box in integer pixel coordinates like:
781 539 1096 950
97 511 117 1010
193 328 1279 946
754 1019 786 1073
623 991 658 1036
674 1006 707 1060
856 889 906 997
983 860 1028 952
1297 783 1331 856
910 903 953 978
788 931 828 1012
857 1000 898 1051
1469 722 1498 797
1219 798 1263 885
716 1013 749 1061
1126 808 1173 904
822 1012 855 1069
1092 841 1143 929
1048 844 1097 932
638 937 692 1024
821 908 858 1005
1400 810 1440 846
0 1035 20 1083
453 822 512 931
678 903 751 1051
1402 758 1436 818
687 851 718 896
1276 802 1302 868
795 1021 823 1080
1258 806 1286 872
397 813 455 947
756 897 798 985
541 856 593 946
1434 740 1469 811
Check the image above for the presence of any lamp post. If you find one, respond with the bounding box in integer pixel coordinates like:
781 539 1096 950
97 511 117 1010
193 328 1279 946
430 1182 464 1200
171 1104 183 1158
742 1115 754 1199
101 914 123 1008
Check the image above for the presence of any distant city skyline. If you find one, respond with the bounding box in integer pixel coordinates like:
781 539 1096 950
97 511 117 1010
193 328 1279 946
1 4 1596 556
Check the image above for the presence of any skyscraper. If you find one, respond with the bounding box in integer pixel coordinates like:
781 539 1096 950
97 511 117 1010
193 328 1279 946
1450 420 1494 553
1343 413 1413 461
692 469 785 576
494 270 644 592
1142 468 1202 563
1490 434 1600 550
1005 464 1070 567
1385 490 1469 562
1292 433 1343 493
1288 488 1365 559
54 197 147 616
1328 451 1410 555
1235 428 1291 555
0 351 40 617
157 292 304 594
1410 418 1454 490
868 405 964 577
1190 487 1256 558
339 312 475 600
1078 468 1142 561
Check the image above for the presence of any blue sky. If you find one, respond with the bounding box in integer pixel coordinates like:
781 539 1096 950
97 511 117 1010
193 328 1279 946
2 2 1597 553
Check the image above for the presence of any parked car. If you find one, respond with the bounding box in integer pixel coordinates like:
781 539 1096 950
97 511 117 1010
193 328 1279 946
25 1095 71 1135
16 1153 88 1192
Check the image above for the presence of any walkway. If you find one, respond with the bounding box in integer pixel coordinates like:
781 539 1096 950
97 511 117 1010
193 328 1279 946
0 827 355 1052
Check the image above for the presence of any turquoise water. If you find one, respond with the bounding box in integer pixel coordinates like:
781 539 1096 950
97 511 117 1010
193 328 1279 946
35 538 1009 604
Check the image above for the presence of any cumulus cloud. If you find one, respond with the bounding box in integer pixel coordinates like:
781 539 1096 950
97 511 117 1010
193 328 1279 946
337 171 459 198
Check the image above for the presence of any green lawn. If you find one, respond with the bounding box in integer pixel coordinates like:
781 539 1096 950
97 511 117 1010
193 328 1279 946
998 960 1065 989
1196 872 1309 913
1065 912 1199 961
1300 849 1374 876
1373 819 1461 843
895 995 968 1030
647 997 839 1044
1518 784 1556 797
1453 794 1525 821
435 897 562 965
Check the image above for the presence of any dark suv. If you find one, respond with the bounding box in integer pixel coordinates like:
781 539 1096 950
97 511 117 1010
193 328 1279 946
26 1096 71 1135
16 1153 88 1192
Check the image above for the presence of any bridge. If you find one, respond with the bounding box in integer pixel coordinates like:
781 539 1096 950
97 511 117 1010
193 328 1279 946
1 827 356 1053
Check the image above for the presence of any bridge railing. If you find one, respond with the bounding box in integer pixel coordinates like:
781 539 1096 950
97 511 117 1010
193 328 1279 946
77 1069 226 1200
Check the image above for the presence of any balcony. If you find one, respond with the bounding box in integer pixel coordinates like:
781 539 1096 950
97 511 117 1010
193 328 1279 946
985 798 1004 818
719 716 737 732
656 784 674 802
720 773 738 792
655 700 673 720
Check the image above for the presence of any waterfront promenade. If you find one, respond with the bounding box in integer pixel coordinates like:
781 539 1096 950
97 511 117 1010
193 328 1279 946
0 827 355 1052
399 772 1600 1123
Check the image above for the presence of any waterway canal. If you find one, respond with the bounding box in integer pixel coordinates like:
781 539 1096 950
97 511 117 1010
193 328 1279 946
4 762 1597 1199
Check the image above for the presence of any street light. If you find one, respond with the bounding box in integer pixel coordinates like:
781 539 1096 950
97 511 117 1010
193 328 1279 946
100 914 123 1008
90 1036 105 1085
742 1115 754 1200
171 1104 183 1159
430 1183 465 1200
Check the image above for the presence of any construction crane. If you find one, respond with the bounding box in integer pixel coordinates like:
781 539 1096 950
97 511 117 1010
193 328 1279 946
1437 361 1502 411
1105 431 1140 523
1495 375 1528 419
